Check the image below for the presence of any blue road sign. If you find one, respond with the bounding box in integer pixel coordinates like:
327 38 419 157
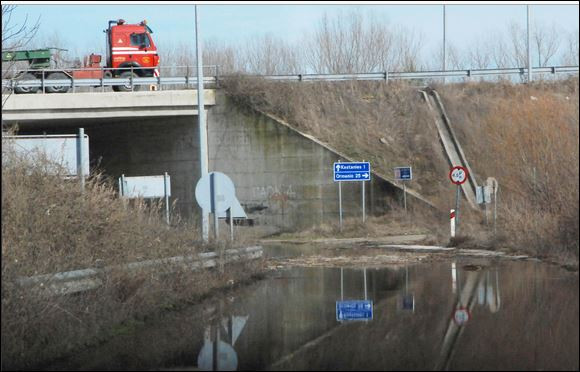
336 300 373 321
334 162 371 182
394 166 412 181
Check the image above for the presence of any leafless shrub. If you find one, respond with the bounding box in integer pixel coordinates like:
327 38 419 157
1 141 264 369
438 78 579 256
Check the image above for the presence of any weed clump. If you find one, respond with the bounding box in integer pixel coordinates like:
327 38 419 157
1 137 263 369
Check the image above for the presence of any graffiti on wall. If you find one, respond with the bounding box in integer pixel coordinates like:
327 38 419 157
253 185 297 210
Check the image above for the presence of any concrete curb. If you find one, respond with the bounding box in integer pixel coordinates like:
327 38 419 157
260 234 429 245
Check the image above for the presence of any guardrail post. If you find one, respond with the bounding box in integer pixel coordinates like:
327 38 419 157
215 65 220 88
72 76 76 94
130 66 134 92
41 70 45 94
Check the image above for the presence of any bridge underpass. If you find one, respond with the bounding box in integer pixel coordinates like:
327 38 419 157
2 89 431 235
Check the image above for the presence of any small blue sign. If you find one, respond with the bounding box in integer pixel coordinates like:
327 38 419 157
394 167 412 181
334 162 371 182
336 300 373 321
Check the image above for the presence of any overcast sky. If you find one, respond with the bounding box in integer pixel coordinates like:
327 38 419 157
5 2 579 65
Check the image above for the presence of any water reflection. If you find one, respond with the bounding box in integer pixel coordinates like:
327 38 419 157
398 266 415 313
45 258 579 371
197 309 248 371
336 268 373 322
437 263 503 370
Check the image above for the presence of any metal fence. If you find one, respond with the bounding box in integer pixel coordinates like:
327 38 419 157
2 65 578 93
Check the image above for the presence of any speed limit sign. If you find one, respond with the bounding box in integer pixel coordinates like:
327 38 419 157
449 166 468 185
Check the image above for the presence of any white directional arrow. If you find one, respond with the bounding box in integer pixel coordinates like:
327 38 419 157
363 173 369 178
335 164 341 172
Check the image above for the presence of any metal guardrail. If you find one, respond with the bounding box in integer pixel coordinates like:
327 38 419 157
1 64 220 92
16 245 263 296
2 65 578 92
260 66 579 82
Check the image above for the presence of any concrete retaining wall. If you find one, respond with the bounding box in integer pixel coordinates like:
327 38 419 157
9 89 426 235
208 92 402 234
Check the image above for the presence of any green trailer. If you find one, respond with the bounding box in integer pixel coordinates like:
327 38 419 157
2 48 53 69
2 48 74 94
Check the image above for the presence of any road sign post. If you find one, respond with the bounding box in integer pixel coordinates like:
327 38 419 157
338 160 343 231
195 171 237 249
449 166 468 237
455 185 460 232
334 161 371 229
394 167 412 212
450 209 456 238
118 173 172 225
362 162 366 224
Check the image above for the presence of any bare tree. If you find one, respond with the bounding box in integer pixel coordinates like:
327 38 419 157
432 41 465 70
465 36 493 69
203 38 244 74
304 11 403 74
507 21 528 67
533 21 560 67
2 5 40 51
242 34 301 75
563 29 579 65
2 5 41 109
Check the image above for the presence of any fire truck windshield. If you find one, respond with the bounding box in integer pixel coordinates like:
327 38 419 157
130 33 150 48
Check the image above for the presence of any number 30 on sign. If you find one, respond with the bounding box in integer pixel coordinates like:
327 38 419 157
449 166 468 185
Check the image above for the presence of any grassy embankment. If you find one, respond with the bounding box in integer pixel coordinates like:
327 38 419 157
222 76 579 263
1 142 264 370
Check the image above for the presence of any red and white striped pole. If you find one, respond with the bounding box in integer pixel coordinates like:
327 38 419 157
450 209 456 238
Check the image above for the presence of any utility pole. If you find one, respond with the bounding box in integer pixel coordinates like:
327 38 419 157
195 5 209 242
527 5 533 83
443 5 446 83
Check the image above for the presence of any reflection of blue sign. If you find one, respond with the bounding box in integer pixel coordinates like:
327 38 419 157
394 167 412 181
402 294 415 311
334 162 371 182
336 300 373 321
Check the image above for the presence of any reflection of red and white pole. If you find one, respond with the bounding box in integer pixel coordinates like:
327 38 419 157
451 261 457 294
450 209 456 238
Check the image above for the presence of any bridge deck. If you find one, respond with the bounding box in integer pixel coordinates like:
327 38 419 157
2 89 216 124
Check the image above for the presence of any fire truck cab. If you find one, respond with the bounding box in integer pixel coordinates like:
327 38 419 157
105 19 160 91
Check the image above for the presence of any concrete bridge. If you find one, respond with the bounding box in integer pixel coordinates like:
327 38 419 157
2 89 433 236
2 90 215 123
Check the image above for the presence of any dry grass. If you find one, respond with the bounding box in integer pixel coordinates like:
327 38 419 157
437 78 579 258
270 205 440 242
1 140 264 369
223 76 579 260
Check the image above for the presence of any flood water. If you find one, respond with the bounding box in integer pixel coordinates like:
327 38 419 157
48 245 579 371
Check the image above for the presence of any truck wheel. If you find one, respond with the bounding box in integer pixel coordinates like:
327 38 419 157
14 73 39 94
45 72 70 93
113 71 140 92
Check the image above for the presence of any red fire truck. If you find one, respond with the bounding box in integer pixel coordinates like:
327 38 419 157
3 19 160 93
